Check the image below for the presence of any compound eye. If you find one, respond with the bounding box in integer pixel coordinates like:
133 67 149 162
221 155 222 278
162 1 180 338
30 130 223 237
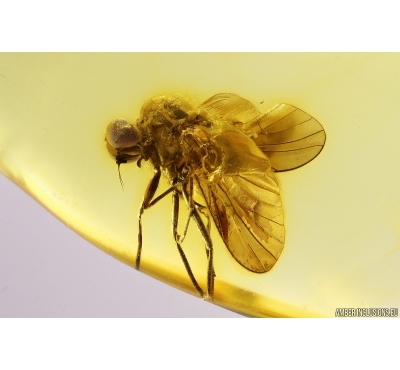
106 119 141 149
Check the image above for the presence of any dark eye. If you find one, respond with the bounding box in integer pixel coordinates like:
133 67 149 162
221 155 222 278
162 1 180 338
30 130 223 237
106 119 141 149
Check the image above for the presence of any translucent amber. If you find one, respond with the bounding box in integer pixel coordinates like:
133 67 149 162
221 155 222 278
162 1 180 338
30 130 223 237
1 53 400 317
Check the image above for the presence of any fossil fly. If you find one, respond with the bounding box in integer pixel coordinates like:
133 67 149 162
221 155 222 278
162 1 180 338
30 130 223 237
105 93 326 300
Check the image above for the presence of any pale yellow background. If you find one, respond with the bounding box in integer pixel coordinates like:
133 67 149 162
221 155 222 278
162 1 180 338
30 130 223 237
0 53 399 317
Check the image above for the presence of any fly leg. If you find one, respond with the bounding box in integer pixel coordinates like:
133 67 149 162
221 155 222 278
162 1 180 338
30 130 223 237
178 201 209 244
137 167 174 269
182 178 215 301
137 170 203 297
172 189 204 298
196 203 211 236
191 208 215 300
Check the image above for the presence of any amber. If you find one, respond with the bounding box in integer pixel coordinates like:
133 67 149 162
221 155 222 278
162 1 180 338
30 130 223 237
1 53 400 317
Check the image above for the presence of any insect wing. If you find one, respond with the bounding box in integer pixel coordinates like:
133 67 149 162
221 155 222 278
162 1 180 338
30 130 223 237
248 104 326 171
201 94 326 172
195 128 285 273
201 93 261 126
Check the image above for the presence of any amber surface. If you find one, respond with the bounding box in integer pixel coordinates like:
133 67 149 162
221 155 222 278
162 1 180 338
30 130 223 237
1 53 400 317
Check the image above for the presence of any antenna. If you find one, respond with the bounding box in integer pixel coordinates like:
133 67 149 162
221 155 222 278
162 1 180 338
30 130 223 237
117 162 124 190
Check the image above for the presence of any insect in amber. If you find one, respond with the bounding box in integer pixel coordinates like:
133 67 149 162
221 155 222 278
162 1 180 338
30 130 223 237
105 93 326 300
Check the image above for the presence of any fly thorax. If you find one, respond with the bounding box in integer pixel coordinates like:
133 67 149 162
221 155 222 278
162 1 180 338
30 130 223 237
138 95 198 164
140 94 196 128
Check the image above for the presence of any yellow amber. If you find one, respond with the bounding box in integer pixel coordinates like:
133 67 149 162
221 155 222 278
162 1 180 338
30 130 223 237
1 53 400 317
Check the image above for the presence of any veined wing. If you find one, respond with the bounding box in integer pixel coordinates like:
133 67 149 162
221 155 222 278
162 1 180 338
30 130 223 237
246 104 326 171
194 127 284 273
196 169 284 273
201 94 326 172
201 93 261 127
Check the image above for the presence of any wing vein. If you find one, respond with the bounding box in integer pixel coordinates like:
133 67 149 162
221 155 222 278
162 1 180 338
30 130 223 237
263 129 325 146
216 182 283 244
237 173 280 195
258 108 298 128
263 144 324 153
252 209 284 226
258 109 312 134
214 183 270 267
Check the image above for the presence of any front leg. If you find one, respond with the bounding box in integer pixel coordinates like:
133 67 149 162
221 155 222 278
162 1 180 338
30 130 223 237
137 167 162 269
